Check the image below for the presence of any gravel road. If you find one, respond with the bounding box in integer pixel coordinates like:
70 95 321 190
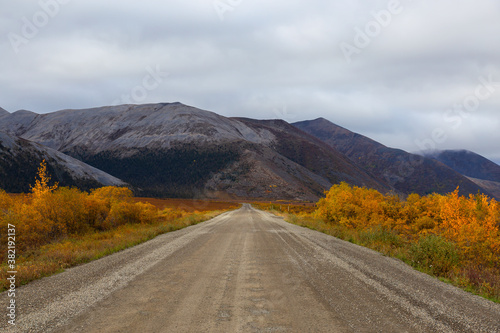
2 204 500 332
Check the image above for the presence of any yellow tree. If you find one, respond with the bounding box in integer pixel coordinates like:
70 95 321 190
439 188 500 266
30 159 58 198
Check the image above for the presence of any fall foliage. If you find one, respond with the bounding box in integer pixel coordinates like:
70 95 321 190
30 159 59 198
0 161 238 290
255 182 500 301
316 182 500 268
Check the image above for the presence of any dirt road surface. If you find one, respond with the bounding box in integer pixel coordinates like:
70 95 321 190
2 204 499 332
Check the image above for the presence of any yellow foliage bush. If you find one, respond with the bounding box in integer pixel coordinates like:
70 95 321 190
0 161 163 256
317 182 401 229
2 202 49 253
159 207 184 221
103 201 157 229
30 159 58 199
438 189 500 264
91 186 133 205
317 182 500 268
0 190 13 214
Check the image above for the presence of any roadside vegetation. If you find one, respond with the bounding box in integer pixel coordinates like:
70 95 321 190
254 182 500 303
0 160 239 291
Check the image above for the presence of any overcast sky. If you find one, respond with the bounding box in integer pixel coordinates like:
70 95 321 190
1 0 499 163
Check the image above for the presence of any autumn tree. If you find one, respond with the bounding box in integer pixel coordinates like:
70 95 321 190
30 159 58 198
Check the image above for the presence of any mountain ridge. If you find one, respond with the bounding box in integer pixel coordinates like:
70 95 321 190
293 118 495 198
421 149 500 200
233 118 391 193
1 103 496 199
0 103 389 199
421 150 500 182
2 103 274 155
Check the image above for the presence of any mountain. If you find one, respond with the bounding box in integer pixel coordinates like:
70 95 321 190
422 150 500 199
0 103 389 200
293 118 492 198
0 107 8 117
232 118 390 195
421 150 500 182
4 103 491 200
0 109 36 127
0 131 126 193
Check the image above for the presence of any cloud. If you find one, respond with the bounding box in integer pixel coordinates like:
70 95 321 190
1 0 499 162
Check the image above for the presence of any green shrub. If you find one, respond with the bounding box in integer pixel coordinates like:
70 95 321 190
409 234 460 276
359 226 402 248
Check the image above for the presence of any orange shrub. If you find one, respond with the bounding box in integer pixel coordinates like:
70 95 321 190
0 162 167 256
159 207 185 221
30 159 58 198
82 195 110 231
2 201 52 253
316 182 398 229
0 190 13 214
91 186 133 205
103 201 158 229
438 189 500 265
316 183 500 268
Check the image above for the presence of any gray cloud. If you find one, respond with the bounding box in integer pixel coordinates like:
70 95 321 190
1 0 499 163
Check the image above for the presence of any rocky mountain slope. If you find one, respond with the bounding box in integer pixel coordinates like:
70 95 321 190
0 103 272 154
0 131 126 193
0 103 389 199
293 118 493 198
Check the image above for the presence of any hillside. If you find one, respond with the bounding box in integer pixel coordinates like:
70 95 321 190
422 150 500 199
421 150 500 182
293 118 492 198
0 131 126 193
0 103 389 200
2 103 495 200
234 118 390 192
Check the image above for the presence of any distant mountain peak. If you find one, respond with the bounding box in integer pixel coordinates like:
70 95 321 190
421 149 500 183
294 118 387 148
0 107 8 115
294 118 493 198
13 109 36 115
310 117 334 123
